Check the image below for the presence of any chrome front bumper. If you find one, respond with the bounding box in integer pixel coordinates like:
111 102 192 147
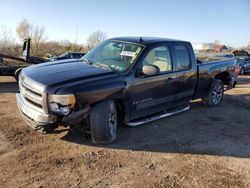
16 93 56 129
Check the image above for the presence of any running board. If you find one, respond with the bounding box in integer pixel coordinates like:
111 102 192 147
124 105 190 127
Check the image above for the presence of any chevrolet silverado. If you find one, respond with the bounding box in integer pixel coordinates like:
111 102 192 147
16 37 237 143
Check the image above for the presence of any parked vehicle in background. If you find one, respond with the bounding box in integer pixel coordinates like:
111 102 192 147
49 52 85 61
16 37 237 144
223 54 234 58
0 38 86 80
44 53 56 60
0 37 47 81
233 50 250 75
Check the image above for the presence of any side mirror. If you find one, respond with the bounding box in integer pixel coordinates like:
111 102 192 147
139 64 160 77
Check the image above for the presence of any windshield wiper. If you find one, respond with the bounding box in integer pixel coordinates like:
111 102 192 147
93 62 111 71
81 58 91 65
81 58 111 71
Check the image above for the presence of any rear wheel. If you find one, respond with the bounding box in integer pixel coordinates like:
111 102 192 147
240 67 245 75
202 79 224 107
90 100 117 144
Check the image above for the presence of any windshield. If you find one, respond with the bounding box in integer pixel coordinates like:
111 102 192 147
82 40 143 72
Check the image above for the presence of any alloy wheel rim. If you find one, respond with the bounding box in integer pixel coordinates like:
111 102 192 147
108 103 117 137
212 83 223 104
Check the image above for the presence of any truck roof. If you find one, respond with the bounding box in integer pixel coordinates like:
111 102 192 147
109 37 188 45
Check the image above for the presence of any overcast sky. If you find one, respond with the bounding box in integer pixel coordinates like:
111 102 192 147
0 0 249 47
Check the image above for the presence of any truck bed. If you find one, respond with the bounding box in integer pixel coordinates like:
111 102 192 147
0 56 32 76
0 63 28 76
194 58 236 99
198 59 236 71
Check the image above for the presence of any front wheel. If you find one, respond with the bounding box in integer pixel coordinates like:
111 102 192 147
202 79 224 107
90 100 117 144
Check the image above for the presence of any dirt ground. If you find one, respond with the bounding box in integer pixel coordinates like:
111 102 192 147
0 75 250 188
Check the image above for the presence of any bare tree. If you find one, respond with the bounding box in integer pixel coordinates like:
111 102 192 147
31 25 46 55
16 19 31 39
87 31 107 49
1 20 88 58
0 24 16 55
16 19 47 56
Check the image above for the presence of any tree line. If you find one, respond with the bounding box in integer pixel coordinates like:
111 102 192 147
0 19 107 58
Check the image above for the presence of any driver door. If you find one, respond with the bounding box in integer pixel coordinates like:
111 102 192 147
128 44 177 120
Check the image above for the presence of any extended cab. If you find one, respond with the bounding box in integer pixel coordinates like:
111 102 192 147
16 37 237 143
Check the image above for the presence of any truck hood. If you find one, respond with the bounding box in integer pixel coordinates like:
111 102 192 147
21 59 117 93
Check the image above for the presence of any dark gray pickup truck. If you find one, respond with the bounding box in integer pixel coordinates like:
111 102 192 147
16 37 237 143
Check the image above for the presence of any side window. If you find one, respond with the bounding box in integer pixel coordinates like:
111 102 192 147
174 45 190 70
65 54 72 58
73 53 80 58
142 46 172 73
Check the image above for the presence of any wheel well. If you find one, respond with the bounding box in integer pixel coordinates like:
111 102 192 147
114 99 127 121
90 99 127 122
215 72 230 85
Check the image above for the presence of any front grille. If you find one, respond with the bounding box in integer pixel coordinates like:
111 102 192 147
19 79 48 114
25 97 43 109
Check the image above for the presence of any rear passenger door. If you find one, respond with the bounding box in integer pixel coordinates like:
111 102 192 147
171 43 197 105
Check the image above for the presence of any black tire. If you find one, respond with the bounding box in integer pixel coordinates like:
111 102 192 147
240 67 245 75
90 100 117 144
202 79 224 107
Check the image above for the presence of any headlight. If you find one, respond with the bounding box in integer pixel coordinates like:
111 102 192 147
49 94 75 107
48 94 76 115
49 103 71 115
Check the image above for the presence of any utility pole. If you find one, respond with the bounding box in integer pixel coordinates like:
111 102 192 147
76 24 78 45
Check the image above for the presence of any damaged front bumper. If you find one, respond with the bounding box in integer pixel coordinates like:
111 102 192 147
16 93 90 130
62 106 90 126
16 93 57 130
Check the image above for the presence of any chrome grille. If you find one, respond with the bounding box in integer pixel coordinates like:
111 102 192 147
19 79 48 114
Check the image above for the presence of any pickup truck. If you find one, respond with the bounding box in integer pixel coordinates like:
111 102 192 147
16 37 237 144
233 50 250 75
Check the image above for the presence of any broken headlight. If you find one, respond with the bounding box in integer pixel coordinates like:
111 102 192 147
48 94 75 115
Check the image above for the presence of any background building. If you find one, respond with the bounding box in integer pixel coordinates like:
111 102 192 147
193 43 228 52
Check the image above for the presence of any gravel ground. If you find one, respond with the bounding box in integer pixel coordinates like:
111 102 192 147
0 75 250 188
